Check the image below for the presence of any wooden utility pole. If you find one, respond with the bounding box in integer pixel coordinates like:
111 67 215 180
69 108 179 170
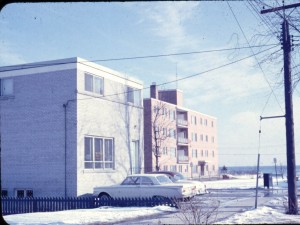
261 3 299 214
282 18 298 214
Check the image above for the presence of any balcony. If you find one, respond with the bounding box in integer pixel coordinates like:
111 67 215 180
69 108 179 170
177 119 188 127
177 137 189 145
177 151 189 163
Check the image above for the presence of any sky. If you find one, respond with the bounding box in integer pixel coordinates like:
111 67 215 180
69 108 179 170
0 1 300 167
3 175 300 224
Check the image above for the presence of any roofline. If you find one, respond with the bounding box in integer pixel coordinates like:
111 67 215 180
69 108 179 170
143 98 217 120
0 57 143 87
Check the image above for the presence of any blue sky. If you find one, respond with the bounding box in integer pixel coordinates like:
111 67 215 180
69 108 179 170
1 1 300 167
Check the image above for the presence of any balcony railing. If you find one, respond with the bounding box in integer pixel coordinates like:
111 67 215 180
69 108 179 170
177 155 189 163
178 137 188 145
177 119 188 127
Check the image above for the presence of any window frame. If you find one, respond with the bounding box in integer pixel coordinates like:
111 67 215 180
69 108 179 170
0 78 14 96
126 85 141 106
84 136 114 170
1 189 8 197
84 73 104 95
15 189 33 198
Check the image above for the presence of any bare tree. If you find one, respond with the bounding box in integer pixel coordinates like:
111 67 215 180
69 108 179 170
152 101 176 171
175 197 220 225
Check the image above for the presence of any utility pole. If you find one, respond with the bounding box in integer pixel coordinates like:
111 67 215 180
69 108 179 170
282 17 298 214
261 3 299 214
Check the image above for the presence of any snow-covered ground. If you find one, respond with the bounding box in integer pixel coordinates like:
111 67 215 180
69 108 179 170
3 175 300 224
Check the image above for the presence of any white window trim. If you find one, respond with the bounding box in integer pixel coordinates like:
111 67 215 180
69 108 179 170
84 136 115 171
84 72 104 95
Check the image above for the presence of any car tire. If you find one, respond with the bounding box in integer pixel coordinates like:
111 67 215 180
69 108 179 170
98 193 111 200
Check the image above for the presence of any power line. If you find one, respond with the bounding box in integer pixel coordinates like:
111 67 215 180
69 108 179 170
93 45 280 100
0 44 280 105
0 44 278 73
227 1 284 115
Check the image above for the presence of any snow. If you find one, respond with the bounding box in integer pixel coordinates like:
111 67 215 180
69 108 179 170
3 206 177 225
3 175 300 225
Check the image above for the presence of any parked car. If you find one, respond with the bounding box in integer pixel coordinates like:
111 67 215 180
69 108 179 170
93 174 197 201
147 171 207 195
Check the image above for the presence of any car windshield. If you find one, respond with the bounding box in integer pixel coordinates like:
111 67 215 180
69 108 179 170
156 175 173 184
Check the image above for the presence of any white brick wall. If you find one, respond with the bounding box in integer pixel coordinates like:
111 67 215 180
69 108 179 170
0 58 144 197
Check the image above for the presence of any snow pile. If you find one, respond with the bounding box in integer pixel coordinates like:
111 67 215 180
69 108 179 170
3 206 177 225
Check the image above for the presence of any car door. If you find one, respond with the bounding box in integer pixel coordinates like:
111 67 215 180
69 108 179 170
140 176 155 198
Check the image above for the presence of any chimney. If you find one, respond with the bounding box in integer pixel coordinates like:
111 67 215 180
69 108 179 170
150 82 158 99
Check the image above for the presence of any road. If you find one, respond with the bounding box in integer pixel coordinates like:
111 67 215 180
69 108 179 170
113 188 287 225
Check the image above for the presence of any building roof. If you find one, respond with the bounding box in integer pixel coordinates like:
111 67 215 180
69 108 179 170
0 57 143 88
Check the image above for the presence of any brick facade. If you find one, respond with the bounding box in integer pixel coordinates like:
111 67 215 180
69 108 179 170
0 57 144 197
143 84 218 178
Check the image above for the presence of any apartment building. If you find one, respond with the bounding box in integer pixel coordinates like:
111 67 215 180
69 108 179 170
144 84 218 178
0 57 143 197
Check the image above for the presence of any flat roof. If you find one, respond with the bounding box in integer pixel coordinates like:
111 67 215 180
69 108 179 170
0 57 143 87
143 97 217 119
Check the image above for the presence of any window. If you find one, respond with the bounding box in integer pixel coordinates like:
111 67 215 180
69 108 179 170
163 165 168 171
84 73 103 95
1 190 8 197
191 115 197 125
162 108 168 116
192 133 197 142
162 147 168 155
84 136 114 169
192 149 198 158
164 108 168 117
211 121 214 127
127 86 134 103
127 86 141 105
15 189 33 198
169 147 176 157
122 176 139 185
211 136 215 143
162 127 167 136
169 110 176 120
141 177 154 185
204 119 208 126
169 128 176 138
0 78 13 96
170 165 177 172
192 165 198 173
179 165 183 173
206 135 208 142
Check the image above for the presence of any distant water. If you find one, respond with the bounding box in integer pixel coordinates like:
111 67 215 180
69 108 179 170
220 165 300 176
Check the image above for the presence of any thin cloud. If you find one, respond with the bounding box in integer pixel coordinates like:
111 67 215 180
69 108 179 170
0 44 26 66
141 2 200 52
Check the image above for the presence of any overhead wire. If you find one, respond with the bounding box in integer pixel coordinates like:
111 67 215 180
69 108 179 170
0 44 278 72
227 1 284 115
80 44 280 101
